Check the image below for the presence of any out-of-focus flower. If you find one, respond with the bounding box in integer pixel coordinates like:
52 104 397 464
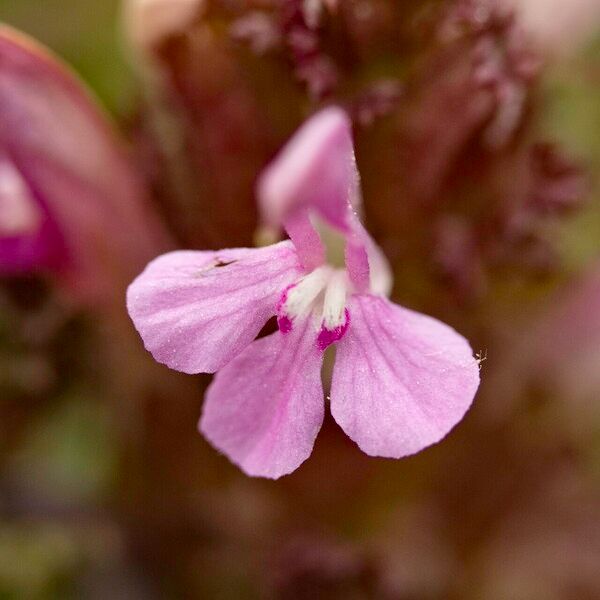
350 79 404 127
124 0 205 54
505 0 600 55
371 0 589 301
281 0 339 100
0 156 65 274
127 108 480 478
0 26 169 304
400 0 540 206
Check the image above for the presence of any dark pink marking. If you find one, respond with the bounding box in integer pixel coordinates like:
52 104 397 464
317 308 350 351
276 283 297 334
276 283 295 313
277 315 293 334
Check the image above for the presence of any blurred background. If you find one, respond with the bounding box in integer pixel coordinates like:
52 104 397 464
0 0 599 598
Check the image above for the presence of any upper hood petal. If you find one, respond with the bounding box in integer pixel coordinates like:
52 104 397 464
257 106 360 233
257 106 391 294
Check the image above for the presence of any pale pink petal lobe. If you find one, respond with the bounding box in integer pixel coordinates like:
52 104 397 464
330 294 479 458
126 241 302 374
199 319 325 479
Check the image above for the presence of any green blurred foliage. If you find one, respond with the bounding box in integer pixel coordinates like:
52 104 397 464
0 523 80 599
1 0 134 116
0 394 117 598
543 37 600 267
8 395 117 506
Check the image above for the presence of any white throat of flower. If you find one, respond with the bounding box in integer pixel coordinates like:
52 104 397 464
277 265 350 349
321 269 348 330
282 266 331 320
272 210 391 349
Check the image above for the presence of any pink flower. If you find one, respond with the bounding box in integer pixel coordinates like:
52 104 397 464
0 156 66 274
127 108 480 479
0 26 169 303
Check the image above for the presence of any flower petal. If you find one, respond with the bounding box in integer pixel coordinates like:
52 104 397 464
0 152 66 273
330 294 479 458
200 318 325 479
257 107 364 273
345 220 393 296
127 241 302 374
280 207 325 271
256 106 392 295
257 106 359 233
0 26 169 302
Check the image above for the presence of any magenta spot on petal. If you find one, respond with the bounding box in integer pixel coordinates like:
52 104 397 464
317 308 350 351
278 315 293 334
276 283 295 313
276 283 297 334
